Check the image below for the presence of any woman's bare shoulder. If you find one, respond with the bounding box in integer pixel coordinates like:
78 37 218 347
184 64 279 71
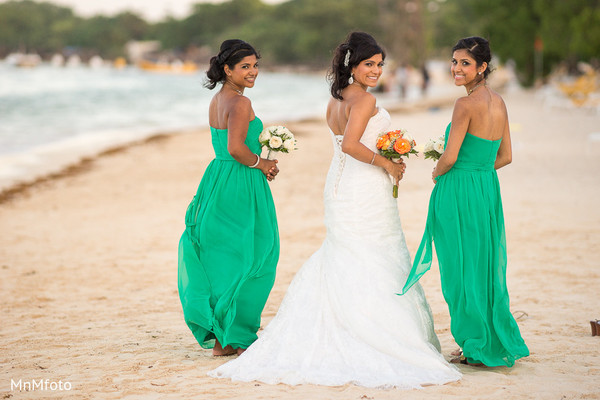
347 90 376 114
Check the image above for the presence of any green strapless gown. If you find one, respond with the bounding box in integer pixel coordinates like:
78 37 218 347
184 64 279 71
178 117 279 350
401 124 529 367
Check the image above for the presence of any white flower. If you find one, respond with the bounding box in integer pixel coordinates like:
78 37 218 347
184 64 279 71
424 140 434 152
269 136 283 149
261 125 297 156
414 144 425 153
283 139 295 151
259 129 272 143
433 140 445 154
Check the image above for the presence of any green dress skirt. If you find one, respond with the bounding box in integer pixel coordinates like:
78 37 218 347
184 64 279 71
178 117 279 350
401 124 529 367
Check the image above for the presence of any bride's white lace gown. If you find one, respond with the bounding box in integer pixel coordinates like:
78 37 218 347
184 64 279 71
209 108 461 388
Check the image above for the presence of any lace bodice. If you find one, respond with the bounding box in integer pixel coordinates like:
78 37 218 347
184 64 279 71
323 108 401 237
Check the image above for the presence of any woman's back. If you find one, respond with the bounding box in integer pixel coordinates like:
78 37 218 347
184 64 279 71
463 87 508 142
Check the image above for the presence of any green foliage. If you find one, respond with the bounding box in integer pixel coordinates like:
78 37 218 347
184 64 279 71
0 0 147 58
181 0 382 67
68 12 149 58
429 0 600 86
0 0 76 55
0 0 598 84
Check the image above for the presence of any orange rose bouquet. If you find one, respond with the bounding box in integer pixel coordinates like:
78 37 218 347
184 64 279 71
376 129 417 197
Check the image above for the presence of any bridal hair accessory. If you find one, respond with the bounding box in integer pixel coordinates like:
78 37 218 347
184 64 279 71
217 43 244 64
376 129 417 198
259 125 297 159
348 74 354 85
343 50 351 67
248 154 260 168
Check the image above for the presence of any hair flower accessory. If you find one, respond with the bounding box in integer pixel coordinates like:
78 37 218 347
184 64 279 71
343 50 351 67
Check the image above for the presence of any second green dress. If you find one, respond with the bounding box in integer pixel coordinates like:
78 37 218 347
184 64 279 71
401 123 529 367
178 117 279 350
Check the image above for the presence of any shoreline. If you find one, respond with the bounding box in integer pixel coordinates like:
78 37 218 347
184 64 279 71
0 91 458 203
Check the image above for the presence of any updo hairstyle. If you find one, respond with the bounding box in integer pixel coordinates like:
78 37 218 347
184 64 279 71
205 39 260 89
452 36 493 78
328 32 386 100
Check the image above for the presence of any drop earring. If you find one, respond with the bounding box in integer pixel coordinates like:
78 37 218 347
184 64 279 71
348 74 354 85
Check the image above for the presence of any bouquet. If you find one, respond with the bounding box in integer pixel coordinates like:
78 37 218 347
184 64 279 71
259 125 297 159
422 135 445 160
376 129 417 198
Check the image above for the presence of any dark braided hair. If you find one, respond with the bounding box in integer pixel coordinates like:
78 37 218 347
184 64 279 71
327 32 386 100
205 39 260 89
452 36 493 78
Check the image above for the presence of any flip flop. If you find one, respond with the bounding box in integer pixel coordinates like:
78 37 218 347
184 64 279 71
450 355 485 367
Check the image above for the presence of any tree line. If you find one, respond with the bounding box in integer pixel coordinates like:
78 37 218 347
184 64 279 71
0 0 598 85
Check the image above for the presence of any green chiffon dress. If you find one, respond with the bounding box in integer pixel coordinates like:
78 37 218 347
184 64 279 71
178 117 279 350
401 123 529 367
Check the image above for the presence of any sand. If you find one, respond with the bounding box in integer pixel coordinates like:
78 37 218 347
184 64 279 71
1 87 599 399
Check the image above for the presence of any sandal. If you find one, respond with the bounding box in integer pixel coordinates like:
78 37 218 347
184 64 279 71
450 355 463 364
512 310 529 320
450 348 463 357
450 355 485 367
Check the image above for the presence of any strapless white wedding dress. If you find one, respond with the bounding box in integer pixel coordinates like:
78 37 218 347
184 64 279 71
209 108 461 388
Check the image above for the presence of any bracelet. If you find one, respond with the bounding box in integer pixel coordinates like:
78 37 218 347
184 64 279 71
249 154 260 168
370 152 376 165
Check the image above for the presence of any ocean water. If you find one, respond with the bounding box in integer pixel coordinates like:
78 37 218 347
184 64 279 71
0 64 330 190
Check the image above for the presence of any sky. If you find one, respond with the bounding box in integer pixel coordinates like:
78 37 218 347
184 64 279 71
2 0 286 21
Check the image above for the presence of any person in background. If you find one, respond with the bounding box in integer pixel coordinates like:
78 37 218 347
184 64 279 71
420 63 430 96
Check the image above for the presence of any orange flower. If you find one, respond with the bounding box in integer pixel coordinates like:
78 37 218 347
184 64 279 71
376 133 391 150
393 138 412 154
388 130 402 141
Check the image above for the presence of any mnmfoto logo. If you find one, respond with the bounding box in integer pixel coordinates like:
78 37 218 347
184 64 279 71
11 379 72 391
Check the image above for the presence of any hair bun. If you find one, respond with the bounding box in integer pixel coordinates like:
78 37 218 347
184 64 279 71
204 39 259 90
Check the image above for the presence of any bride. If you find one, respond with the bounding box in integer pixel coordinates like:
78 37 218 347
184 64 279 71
209 32 461 388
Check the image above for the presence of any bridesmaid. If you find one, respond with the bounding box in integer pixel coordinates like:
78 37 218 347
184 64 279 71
178 39 280 356
401 37 529 367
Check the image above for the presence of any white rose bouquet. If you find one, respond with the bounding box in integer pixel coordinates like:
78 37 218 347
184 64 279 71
259 125 297 159
422 134 445 161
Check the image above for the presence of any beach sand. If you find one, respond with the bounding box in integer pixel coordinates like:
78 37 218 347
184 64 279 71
1 88 599 399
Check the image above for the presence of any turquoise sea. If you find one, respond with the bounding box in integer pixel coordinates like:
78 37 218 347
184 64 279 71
0 63 330 189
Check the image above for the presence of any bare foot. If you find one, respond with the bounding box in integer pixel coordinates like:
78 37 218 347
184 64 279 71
236 348 246 356
451 348 462 356
212 340 236 356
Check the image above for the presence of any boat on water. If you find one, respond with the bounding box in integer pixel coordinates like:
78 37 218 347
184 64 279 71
4 53 42 67
137 59 199 74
